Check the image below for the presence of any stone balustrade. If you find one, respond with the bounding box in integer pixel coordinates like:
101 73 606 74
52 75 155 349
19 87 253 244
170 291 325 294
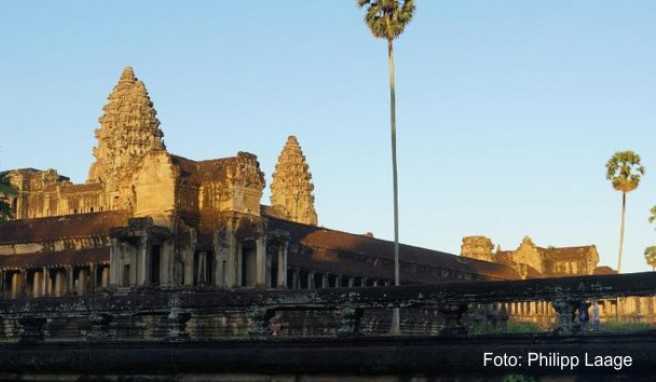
0 271 655 343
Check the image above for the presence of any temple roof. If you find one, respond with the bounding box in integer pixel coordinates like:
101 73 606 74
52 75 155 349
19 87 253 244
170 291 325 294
0 247 109 270
266 216 519 281
538 245 597 260
0 211 129 245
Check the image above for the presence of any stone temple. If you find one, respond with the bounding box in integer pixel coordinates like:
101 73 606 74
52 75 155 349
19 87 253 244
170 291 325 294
0 67 519 299
0 67 645 321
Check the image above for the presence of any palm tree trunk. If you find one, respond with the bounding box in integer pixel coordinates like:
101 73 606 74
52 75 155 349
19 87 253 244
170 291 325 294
618 192 626 273
615 192 627 322
388 38 401 335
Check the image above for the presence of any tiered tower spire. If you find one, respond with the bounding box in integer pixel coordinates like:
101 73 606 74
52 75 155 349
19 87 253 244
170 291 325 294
270 136 318 225
88 66 165 184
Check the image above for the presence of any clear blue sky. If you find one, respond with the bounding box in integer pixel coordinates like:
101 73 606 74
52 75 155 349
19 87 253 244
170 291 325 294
1 2 654 273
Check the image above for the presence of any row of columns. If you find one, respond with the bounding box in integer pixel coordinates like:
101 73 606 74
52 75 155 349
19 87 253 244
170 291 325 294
503 297 656 321
286 267 391 290
0 265 110 299
217 232 288 289
504 301 554 317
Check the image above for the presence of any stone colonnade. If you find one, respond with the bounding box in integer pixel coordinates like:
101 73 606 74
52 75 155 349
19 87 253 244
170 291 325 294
285 267 391 290
108 219 291 290
502 297 656 323
0 264 110 299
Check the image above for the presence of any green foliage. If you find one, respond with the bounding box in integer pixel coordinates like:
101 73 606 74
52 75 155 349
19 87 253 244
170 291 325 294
501 375 536 382
605 150 645 193
0 173 15 222
469 320 542 335
649 205 656 225
601 319 654 333
645 246 656 270
357 0 415 40
506 321 542 334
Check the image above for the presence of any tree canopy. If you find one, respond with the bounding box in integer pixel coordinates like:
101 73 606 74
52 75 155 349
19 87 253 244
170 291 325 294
645 246 656 270
357 0 415 41
0 173 15 222
605 150 645 193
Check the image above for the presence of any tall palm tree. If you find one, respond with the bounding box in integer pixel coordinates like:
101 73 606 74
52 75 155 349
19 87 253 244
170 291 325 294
606 151 645 273
645 246 656 271
356 0 415 335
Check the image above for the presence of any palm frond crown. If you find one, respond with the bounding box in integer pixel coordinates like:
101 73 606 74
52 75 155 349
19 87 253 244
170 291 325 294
357 0 415 40
605 150 645 193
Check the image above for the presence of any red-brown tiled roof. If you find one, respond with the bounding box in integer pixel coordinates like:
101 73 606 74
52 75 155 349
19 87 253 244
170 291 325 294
0 211 129 245
0 247 109 270
594 266 618 275
266 216 519 281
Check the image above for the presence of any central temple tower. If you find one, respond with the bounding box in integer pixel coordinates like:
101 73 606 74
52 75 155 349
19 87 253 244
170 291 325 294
270 136 318 226
88 66 166 186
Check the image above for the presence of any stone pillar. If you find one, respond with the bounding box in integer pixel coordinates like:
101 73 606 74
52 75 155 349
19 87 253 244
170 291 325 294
66 266 74 296
215 255 225 288
54 270 63 297
225 230 239 288
89 264 97 293
109 238 122 287
32 271 42 298
21 269 29 298
196 251 207 285
161 241 175 287
276 241 288 288
322 274 330 289
255 234 267 288
348 277 355 288
182 249 194 287
42 267 50 297
11 272 20 299
78 268 88 296
101 266 110 288
373 280 379 287
307 272 315 290
138 235 149 286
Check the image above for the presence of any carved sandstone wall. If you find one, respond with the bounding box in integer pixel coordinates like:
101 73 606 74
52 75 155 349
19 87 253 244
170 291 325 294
460 236 494 262
6 67 266 227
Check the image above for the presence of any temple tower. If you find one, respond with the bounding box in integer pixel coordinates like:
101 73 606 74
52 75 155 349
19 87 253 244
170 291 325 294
88 66 166 185
270 136 318 225
460 236 494 262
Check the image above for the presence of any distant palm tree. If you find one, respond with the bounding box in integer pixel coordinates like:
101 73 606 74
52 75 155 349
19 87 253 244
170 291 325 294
356 0 415 335
606 151 645 273
645 246 656 271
